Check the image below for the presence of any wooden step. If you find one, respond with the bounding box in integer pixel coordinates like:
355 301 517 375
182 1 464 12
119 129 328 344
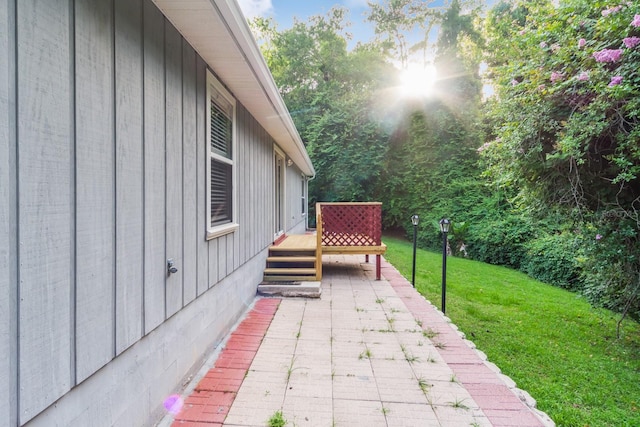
269 246 316 253
262 275 319 282
264 268 316 275
267 256 316 263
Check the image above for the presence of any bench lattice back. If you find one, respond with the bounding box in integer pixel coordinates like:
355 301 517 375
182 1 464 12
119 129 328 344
319 203 382 246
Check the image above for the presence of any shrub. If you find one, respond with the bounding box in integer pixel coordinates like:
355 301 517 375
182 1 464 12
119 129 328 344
579 220 640 321
465 213 535 269
522 232 582 290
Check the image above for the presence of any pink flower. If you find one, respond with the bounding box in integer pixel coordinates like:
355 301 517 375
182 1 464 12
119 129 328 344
632 14 640 27
477 142 491 153
550 71 564 83
577 71 589 81
593 49 623 62
519 29 526 36
623 36 640 48
595 234 603 240
602 6 622 17
609 75 623 86
578 38 586 48
511 79 519 86
540 41 548 49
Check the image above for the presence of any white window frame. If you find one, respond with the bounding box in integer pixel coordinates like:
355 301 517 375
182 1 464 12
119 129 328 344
206 70 238 240
301 174 307 218
274 146 286 240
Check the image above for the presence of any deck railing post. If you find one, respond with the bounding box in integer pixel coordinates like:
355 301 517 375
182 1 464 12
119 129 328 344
316 203 323 280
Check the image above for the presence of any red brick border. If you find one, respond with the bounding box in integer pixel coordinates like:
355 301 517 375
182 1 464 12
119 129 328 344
171 298 281 426
380 259 547 427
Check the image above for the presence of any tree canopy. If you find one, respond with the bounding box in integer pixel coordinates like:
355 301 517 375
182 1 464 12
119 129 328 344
482 0 640 320
251 0 640 320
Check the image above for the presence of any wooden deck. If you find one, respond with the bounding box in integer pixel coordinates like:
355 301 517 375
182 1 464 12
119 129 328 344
272 234 316 251
264 203 386 282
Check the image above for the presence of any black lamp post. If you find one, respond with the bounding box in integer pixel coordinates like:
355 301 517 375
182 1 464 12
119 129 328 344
411 214 419 288
439 218 450 314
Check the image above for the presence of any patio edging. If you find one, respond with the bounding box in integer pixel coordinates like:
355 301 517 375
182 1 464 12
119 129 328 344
380 257 555 427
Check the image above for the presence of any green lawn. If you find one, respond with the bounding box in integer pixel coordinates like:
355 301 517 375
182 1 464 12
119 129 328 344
383 236 640 427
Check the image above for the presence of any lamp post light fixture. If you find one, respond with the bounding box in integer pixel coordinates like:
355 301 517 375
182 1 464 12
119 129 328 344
439 218 450 314
411 214 419 288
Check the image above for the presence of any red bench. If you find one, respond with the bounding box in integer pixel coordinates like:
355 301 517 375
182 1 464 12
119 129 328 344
316 202 387 280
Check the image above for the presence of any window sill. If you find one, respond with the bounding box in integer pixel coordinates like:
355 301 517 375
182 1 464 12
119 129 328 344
206 223 239 240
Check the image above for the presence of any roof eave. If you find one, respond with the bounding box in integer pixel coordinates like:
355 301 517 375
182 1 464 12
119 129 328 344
152 0 315 177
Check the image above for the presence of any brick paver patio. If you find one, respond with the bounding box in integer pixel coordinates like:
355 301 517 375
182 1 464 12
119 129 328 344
160 255 553 427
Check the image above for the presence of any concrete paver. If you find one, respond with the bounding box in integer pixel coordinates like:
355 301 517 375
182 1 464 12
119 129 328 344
161 255 553 427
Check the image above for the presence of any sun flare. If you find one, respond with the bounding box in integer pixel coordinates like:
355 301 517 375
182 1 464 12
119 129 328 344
399 64 438 98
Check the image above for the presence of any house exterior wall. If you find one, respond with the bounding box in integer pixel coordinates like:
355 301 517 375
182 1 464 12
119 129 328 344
0 0 299 425
1 0 18 425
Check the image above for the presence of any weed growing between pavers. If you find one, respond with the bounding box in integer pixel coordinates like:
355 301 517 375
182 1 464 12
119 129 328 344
422 328 439 339
267 410 287 427
449 398 469 410
358 348 373 360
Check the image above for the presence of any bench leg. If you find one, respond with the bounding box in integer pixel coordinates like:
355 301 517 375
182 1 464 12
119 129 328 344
365 254 369 263
376 255 381 280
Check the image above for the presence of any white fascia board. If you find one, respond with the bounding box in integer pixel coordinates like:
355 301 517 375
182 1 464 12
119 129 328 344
152 0 315 177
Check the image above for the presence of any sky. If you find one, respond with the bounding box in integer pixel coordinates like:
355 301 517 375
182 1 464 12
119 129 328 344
236 0 499 49
237 0 378 47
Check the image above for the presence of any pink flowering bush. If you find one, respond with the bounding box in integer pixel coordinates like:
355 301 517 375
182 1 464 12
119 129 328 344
602 6 622 17
609 75 623 86
550 71 564 82
593 48 623 62
623 36 640 48
483 0 640 320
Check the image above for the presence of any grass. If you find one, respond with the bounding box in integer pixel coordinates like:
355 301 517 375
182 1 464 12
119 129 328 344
358 348 373 360
417 377 431 393
449 398 469 410
267 410 287 427
383 236 640 427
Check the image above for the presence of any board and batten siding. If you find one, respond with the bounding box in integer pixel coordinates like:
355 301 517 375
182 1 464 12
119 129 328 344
1 0 279 424
1 0 18 426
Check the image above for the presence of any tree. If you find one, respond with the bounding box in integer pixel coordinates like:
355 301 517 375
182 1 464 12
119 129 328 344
481 0 640 318
365 0 440 67
375 0 486 254
433 0 484 114
251 9 395 214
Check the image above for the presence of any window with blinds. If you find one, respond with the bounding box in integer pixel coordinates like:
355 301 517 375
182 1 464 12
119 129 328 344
206 71 237 238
